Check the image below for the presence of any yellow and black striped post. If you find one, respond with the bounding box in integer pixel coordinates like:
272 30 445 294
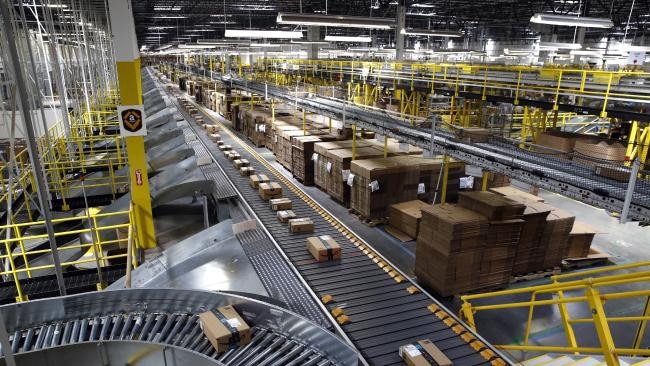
108 0 156 249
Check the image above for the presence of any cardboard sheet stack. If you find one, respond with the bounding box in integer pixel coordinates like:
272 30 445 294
313 140 371 191
327 147 384 205
509 200 553 275
388 200 432 240
415 204 489 296
458 192 525 287
540 209 576 269
291 135 335 185
535 131 583 154
574 139 626 169
565 221 598 258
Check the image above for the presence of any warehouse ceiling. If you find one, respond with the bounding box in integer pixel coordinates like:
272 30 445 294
130 0 650 48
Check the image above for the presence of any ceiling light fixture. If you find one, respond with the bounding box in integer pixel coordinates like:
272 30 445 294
277 13 395 29
290 40 330 45
152 16 187 19
225 29 303 39
539 41 582 50
530 13 613 28
324 35 372 43
400 28 463 37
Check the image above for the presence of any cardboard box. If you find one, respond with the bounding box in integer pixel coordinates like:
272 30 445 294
206 125 219 133
389 200 431 239
219 144 232 151
249 174 270 188
240 166 256 176
399 339 453 366
228 152 241 161
270 197 292 211
209 133 221 142
233 159 249 169
307 235 341 262
277 210 297 223
259 182 282 200
199 306 251 353
289 218 314 233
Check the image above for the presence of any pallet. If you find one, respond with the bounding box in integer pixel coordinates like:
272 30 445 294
510 267 561 283
348 209 388 227
562 248 611 270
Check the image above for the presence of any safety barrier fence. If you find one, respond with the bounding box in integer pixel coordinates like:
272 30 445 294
459 262 650 365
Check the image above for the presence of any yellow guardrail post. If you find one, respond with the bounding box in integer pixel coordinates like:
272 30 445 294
633 296 650 353
585 285 619 365
601 73 614 118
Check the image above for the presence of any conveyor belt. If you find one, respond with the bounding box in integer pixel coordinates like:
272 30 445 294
0 289 353 365
158 77 511 365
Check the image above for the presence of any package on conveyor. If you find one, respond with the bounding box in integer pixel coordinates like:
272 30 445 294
277 210 297 223
573 139 626 169
306 235 341 262
388 200 432 240
313 140 372 191
249 174 270 188
535 131 584 154
209 133 221 142
240 166 256 176
233 159 249 169
227 151 241 161
199 306 251 353
415 204 489 296
219 144 232 152
399 339 453 366
205 124 218 134
270 198 292 211
288 218 314 233
259 182 282 201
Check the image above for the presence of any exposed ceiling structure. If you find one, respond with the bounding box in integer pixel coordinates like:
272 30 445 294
130 0 650 49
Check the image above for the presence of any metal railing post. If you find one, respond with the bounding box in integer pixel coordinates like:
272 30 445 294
585 285 619 366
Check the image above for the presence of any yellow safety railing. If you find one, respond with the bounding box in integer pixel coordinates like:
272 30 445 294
459 262 650 365
626 122 650 170
0 204 138 302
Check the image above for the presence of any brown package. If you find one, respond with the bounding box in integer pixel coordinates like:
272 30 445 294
199 306 251 353
249 174 270 188
228 152 241 161
277 210 297 223
270 197 292 211
307 235 341 262
289 218 314 233
259 182 282 200
233 159 250 169
240 166 256 176
219 144 232 151
399 339 453 366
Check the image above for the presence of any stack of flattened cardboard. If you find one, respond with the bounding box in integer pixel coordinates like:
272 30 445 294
574 139 626 169
350 157 420 219
541 208 575 269
291 135 335 185
270 124 299 155
458 192 526 287
415 204 489 296
490 186 545 202
388 200 432 240
508 200 553 275
565 221 598 258
313 140 372 191
279 129 312 170
326 146 383 205
535 131 583 154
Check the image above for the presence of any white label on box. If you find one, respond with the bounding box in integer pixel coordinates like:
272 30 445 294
255 124 259 132
465 165 483 177
274 135 278 143
326 162 332 173
460 176 474 189
320 235 332 240
226 318 241 328
401 344 421 358
342 169 350 181
347 173 355 187
417 183 426 194
369 180 379 192
312 153 318 162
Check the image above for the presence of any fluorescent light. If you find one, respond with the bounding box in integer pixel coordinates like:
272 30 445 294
530 13 613 28
197 39 250 45
47 4 67 8
290 40 330 45
570 49 604 56
504 48 533 56
400 28 463 37
277 13 395 29
225 29 303 39
178 44 218 49
153 6 182 11
324 35 372 43
156 45 173 51
152 16 186 19
539 42 582 50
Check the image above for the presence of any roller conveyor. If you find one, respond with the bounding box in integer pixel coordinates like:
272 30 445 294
152 68 511 365
0 289 357 365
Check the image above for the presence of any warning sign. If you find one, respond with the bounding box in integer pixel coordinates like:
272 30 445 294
118 105 147 136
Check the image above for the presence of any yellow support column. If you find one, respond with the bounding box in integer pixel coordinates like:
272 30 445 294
109 0 156 249
481 171 489 191
585 286 620 366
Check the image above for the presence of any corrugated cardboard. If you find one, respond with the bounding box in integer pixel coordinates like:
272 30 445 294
307 235 341 262
233 159 249 169
565 221 598 258
240 166 256 176
289 218 314 233
277 210 297 223
199 306 251 353
219 144 232 151
399 339 453 366
458 191 526 220
227 152 241 161
389 200 431 239
249 174 270 188
259 182 282 200
270 197 292 211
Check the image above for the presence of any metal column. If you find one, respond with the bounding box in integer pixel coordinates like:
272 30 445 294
395 0 405 61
